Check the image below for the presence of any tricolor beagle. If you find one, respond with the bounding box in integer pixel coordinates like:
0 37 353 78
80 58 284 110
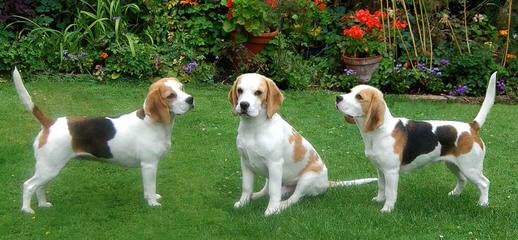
13 68 194 214
336 72 497 212
229 73 377 216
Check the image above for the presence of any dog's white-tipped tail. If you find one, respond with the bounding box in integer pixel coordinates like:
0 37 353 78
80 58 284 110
13 67 34 112
12 67 54 128
473 72 497 128
329 178 378 188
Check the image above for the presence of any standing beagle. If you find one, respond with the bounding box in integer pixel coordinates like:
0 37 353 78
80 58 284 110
335 72 497 212
229 73 377 216
13 68 194 214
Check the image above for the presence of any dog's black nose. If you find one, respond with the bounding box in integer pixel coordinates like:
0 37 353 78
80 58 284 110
185 96 194 105
240 101 250 111
336 95 344 103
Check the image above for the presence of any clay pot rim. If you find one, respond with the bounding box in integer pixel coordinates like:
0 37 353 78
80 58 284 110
247 28 280 38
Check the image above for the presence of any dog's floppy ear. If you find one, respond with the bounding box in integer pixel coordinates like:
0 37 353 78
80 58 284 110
364 90 386 132
145 81 171 124
228 76 242 115
264 76 284 119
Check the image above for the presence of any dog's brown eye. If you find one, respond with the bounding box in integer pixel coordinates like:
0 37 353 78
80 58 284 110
237 88 243 94
355 94 363 100
255 90 262 96
167 93 176 99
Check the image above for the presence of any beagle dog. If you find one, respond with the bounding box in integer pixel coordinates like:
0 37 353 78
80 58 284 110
229 73 377 216
13 68 194 214
335 72 497 212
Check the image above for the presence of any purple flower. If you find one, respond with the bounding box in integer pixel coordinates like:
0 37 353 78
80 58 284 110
417 63 426 70
440 59 449 65
452 85 468 96
113 16 121 20
77 51 87 58
515 85 518 91
496 80 505 94
95 64 103 70
182 60 198 74
343 68 355 76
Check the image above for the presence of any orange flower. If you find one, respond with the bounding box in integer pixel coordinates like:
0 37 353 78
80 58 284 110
179 0 199 6
507 54 516 60
100 52 108 59
403 62 410 68
499 29 509 36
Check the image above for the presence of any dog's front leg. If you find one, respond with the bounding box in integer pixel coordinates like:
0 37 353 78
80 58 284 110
234 158 255 208
372 169 386 202
264 160 283 216
380 169 399 213
141 161 161 207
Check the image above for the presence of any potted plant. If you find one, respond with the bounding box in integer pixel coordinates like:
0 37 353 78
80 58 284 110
339 9 401 83
222 0 281 55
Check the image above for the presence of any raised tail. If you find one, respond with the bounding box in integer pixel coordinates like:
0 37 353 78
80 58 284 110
12 67 54 128
329 178 378 188
473 71 497 128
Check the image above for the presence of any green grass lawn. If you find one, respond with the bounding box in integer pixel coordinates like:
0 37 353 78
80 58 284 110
0 75 517 239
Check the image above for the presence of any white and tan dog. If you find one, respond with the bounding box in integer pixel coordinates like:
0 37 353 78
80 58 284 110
13 68 194 214
229 73 377 216
336 72 497 212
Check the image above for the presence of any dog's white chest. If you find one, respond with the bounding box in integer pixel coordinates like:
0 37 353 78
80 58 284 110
237 137 270 177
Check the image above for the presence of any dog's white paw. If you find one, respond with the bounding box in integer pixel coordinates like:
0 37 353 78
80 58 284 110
147 200 162 207
38 202 53 208
380 205 394 213
478 200 489 207
233 199 249 209
155 194 162 200
21 207 35 214
448 190 461 196
372 196 385 203
234 195 251 209
264 206 281 216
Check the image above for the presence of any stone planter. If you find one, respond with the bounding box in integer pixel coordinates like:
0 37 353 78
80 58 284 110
341 54 383 84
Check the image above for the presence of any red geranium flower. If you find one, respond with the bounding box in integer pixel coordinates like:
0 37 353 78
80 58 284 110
394 19 407 29
366 16 381 28
265 0 276 8
355 9 370 23
317 3 326 10
373 10 386 19
100 52 108 59
347 25 364 39
226 0 233 18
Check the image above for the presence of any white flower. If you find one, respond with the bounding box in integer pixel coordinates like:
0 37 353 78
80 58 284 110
473 13 486 22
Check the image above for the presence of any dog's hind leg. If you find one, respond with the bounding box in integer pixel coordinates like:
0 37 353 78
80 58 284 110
279 170 328 212
445 162 466 196
22 155 68 214
457 152 490 206
36 186 53 208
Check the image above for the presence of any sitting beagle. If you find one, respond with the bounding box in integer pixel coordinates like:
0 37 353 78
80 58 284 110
13 68 194 214
229 73 377 216
335 72 497 212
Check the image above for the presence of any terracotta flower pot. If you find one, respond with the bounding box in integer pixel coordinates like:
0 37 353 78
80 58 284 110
341 54 383 84
243 28 280 54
